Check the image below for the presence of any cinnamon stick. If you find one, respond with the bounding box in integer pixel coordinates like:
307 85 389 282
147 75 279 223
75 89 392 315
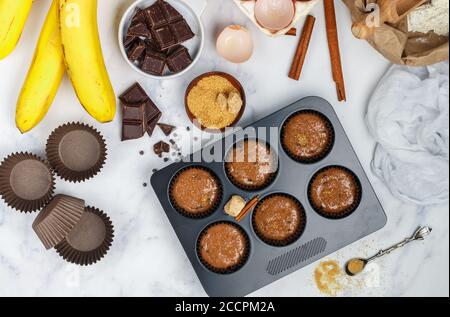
324 0 346 102
288 15 316 81
235 195 259 222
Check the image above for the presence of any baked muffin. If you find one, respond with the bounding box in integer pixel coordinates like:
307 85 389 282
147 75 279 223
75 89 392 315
170 167 221 218
282 111 334 163
309 166 361 218
198 222 249 273
253 194 305 246
226 139 277 190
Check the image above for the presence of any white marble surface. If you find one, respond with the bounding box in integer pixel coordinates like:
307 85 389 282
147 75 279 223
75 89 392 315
0 0 448 297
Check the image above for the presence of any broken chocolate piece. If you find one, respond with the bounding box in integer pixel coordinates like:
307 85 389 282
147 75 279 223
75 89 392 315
122 103 146 123
142 51 166 75
119 83 148 104
144 99 161 124
145 1 167 28
122 121 146 141
162 1 183 23
157 123 176 136
131 8 147 25
170 19 194 42
147 112 162 137
153 141 170 155
166 46 192 73
124 35 137 48
128 22 151 38
127 39 146 62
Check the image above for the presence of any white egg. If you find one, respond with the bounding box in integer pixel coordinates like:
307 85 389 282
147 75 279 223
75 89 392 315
216 25 254 64
254 0 295 31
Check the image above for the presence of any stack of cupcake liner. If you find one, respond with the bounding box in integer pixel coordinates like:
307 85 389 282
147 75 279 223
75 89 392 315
0 122 114 266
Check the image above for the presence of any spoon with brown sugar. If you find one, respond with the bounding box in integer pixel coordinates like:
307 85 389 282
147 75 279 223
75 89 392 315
345 226 432 276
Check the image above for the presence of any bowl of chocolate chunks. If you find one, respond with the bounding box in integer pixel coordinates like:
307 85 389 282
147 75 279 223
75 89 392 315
119 0 206 79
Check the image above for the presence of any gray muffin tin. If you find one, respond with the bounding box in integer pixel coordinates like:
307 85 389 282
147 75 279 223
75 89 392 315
151 97 387 297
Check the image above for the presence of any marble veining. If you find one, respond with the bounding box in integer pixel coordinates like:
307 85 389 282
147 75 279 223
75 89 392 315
0 0 448 297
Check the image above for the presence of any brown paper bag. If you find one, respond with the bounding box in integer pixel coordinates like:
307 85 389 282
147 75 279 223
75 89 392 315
343 0 449 66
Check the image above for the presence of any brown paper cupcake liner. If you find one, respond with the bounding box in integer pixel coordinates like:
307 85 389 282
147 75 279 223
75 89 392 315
196 221 250 275
169 166 223 219
32 194 85 250
308 166 362 219
252 193 307 247
46 122 107 183
55 207 114 266
225 140 279 192
281 110 335 164
0 152 55 213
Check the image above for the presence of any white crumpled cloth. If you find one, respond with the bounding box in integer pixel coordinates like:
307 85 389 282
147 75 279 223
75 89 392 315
366 61 449 206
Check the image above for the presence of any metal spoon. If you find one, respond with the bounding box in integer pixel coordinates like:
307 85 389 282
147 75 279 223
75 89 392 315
345 226 433 276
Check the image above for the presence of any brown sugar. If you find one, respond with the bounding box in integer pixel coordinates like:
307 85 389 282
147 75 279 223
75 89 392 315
314 260 344 297
187 75 242 129
347 259 365 275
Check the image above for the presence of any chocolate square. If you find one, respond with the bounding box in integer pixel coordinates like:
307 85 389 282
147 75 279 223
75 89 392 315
144 99 161 124
127 39 146 62
131 8 147 25
166 46 192 73
119 83 149 104
128 22 151 38
145 1 167 28
122 121 146 141
152 25 177 50
122 103 146 123
142 51 166 75
162 1 183 23
170 19 194 42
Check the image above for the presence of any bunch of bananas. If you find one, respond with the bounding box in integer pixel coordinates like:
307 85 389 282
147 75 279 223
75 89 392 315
0 0 116 133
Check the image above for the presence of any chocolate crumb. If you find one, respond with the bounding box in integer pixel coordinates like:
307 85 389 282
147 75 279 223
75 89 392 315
139 151 145 155
143 183 148 187
164 158 169 162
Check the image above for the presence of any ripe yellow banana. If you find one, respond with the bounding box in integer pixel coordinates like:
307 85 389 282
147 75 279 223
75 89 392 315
16 0 65 133
59 0 116 123
0 0 33 60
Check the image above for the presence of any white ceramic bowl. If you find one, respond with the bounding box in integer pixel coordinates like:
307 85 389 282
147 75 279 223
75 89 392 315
118 0 206 80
